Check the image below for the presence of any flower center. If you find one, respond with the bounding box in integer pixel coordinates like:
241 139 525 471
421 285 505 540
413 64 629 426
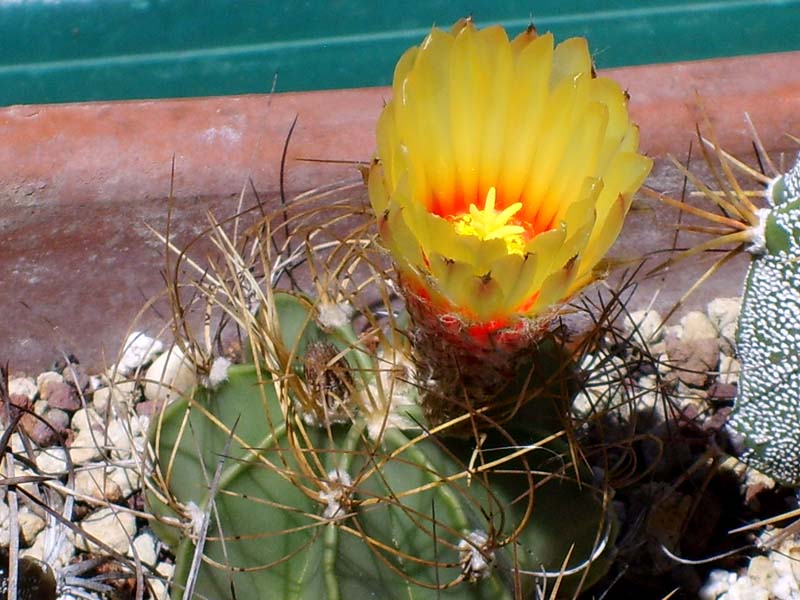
452 187 526 255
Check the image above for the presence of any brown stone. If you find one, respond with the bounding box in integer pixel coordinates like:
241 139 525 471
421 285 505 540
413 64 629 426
665 333 720 388
42 381 81 411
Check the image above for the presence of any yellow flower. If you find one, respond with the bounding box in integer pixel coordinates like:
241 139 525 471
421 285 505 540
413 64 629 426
369 19 652 327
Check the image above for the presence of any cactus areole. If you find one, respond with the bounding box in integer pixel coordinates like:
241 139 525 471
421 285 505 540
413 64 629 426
731 154 800 485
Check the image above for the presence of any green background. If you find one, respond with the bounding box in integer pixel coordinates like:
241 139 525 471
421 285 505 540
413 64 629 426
2 0 799 106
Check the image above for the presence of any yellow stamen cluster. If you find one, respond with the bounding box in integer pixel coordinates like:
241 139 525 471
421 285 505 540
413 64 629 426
452 188 526 255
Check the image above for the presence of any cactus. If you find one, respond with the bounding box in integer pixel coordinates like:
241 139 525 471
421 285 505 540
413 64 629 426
730 154 800 485
649 130 800 485
146 292 617 599
141 18 652 598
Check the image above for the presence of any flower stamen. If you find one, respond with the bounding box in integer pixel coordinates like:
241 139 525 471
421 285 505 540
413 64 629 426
452 187 526 255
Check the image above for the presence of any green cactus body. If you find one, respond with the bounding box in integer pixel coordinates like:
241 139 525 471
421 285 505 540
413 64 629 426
731 155 800 485
150 364 487 599
148 364 616 599
147 293 616 598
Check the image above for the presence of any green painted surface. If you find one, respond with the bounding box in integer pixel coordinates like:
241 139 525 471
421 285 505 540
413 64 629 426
1 0 799 106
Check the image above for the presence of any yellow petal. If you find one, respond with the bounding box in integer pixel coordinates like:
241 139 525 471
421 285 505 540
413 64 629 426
464 271 506 321
392 46 419 99
368 160 390 214
581 153 653 270
587 78 630 173
510 24 539 55
504 252 541 312
397 29 456 214
475 26 514 204
518 72 583 224
529 254 581 314
449 25 489 213
496 33 554 208
429 252 479 309
550 37 592 88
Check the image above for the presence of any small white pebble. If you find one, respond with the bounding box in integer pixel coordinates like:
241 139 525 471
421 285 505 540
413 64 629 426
130 531 159 567
317 300 354 329
148 578 170 600
70 406 102 433
700 569 737 599
719 355 741 385
623 309 664 344
772 574 798 600
156 560 175 578
68 432 104 465
727 575 770 600
92 379 138 412
0 500 9 546
143 345 196 405
73 467 124 502
18 507 46 545
679 310 717 342
36 371 63 396
9 376 37 400
707 297 741 336
748 555 777 589
117 332 164 375
34 447 67 474
24 525 76 570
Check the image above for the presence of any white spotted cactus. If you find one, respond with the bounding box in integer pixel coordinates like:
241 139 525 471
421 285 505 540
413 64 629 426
731 154 800 484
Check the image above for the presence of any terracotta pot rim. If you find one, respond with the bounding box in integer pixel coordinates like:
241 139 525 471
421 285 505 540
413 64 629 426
3 50 800 372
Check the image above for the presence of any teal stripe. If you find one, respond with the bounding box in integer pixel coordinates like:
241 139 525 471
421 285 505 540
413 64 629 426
1 1 799 105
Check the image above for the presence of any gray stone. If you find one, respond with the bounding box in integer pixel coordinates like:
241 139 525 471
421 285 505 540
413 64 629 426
624 309 664 345
75 506 136 554
665 331 719 388
62 362 91 392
